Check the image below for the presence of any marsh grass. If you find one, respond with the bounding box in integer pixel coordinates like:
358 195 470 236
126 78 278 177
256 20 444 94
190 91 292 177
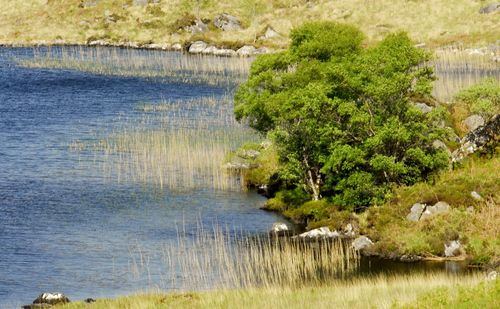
16 46 252 86
76 95 260 191
432 48 499 102
162 227 359 291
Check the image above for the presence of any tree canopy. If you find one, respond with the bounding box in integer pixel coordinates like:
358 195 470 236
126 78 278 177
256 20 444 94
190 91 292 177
235 21 449 210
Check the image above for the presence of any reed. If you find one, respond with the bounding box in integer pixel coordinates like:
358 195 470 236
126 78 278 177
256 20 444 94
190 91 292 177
162 227 359 291
16 46 252 86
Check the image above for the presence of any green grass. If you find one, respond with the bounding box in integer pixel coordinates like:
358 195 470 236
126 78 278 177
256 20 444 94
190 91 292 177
56 273 493 309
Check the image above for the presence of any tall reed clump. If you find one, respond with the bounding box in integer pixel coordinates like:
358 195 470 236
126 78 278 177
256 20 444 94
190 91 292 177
16 46 252 86
91 95 260 191
162 228 359 290
432 48 499 102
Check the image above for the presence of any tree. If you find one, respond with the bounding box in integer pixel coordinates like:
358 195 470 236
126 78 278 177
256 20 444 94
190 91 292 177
235 21 448 209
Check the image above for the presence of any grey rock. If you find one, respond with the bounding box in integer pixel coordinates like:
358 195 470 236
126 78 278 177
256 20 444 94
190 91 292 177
415 102 433 113
237 45 257 56
407 203 426 222
213 13 242 31
188 41 207 54
33 293 70 305
213 48 237 57
299 227 340 239
444 240 461 257
271 222 289 234
464 114 485 131
471 191 483 201
263 26 280 39
479 2 500 14
420 201 450 221
486 270 497 281
432 140 452 156
352 236 374 251
452 114 499 162
202 45 218 54
185 19 209 34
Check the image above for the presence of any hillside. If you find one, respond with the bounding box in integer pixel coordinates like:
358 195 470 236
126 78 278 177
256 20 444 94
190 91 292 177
1 0 499 49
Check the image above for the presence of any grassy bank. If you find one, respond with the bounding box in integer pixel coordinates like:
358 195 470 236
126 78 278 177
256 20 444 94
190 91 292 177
1 0 499 48
57 273 497 308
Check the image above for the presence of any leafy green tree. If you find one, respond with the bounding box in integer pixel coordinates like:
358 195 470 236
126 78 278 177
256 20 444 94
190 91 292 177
235 21 448 209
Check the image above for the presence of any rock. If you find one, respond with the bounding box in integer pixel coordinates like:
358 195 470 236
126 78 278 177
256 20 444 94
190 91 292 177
479 2 500 14
202 45 218 55
254 47 271 55
400 254 422 262
237 45 257 56
270 222 289 236
22 304 52 309
471 191 483 201
343 223 355 237
238 149 260 160
444 240 461 257
299 227 340 239
188 41 207 54
407 203 426 222
352 236 374 251
467 206 475 213
415 102 433 113
420 201 450 221
486 270 497 281
262 26 280 39
464 114 485 132
213 13 242 31
184 19 209 34
213 48 237 57
432 140 452 156
452 114 499 162
33 293 70 305
172 43 183 51
84 298 96 303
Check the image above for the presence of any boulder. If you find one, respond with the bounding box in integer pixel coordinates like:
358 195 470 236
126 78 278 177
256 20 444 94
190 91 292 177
464 114 485 132
188 41 207 54
237 45 257 56
420 201 450 221
479 2 500 14
299 227 340 239
213 13 242 31
452 114 499 162
184 19 209 34
444 240 461 257
352 236 374 251
33 293 70 305
262 26 280 39
406 203 426 222
415 102 433 113
213 48 237 57
270 222 289 236
471 191 483 201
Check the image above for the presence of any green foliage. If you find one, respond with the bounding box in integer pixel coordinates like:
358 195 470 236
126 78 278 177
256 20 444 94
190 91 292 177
454 77 500 118
235 21 448 208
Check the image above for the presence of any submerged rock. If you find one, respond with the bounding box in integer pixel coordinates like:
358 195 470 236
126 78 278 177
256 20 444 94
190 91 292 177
299 227 340 239
444 240 462 257
352 236 373 251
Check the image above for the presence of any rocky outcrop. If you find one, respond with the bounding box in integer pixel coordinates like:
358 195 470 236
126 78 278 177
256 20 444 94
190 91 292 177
213 13 242 31
444 240 462 257
23 293 70 308
479 2 500 14
463 114 485 132
352 236 373 251
452 114 499 162
407 201 450 221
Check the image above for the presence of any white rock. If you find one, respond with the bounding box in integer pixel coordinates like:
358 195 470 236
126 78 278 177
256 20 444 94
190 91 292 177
486 270 497 281
407 203 426 222
189 41 207 54
299 227 340 239
237 45 257 56
271 222 289 233
471 191 483 201
352 236 374 251
444 240 461 257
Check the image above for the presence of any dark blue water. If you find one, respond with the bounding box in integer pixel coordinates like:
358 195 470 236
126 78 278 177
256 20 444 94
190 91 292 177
0 48 285 308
